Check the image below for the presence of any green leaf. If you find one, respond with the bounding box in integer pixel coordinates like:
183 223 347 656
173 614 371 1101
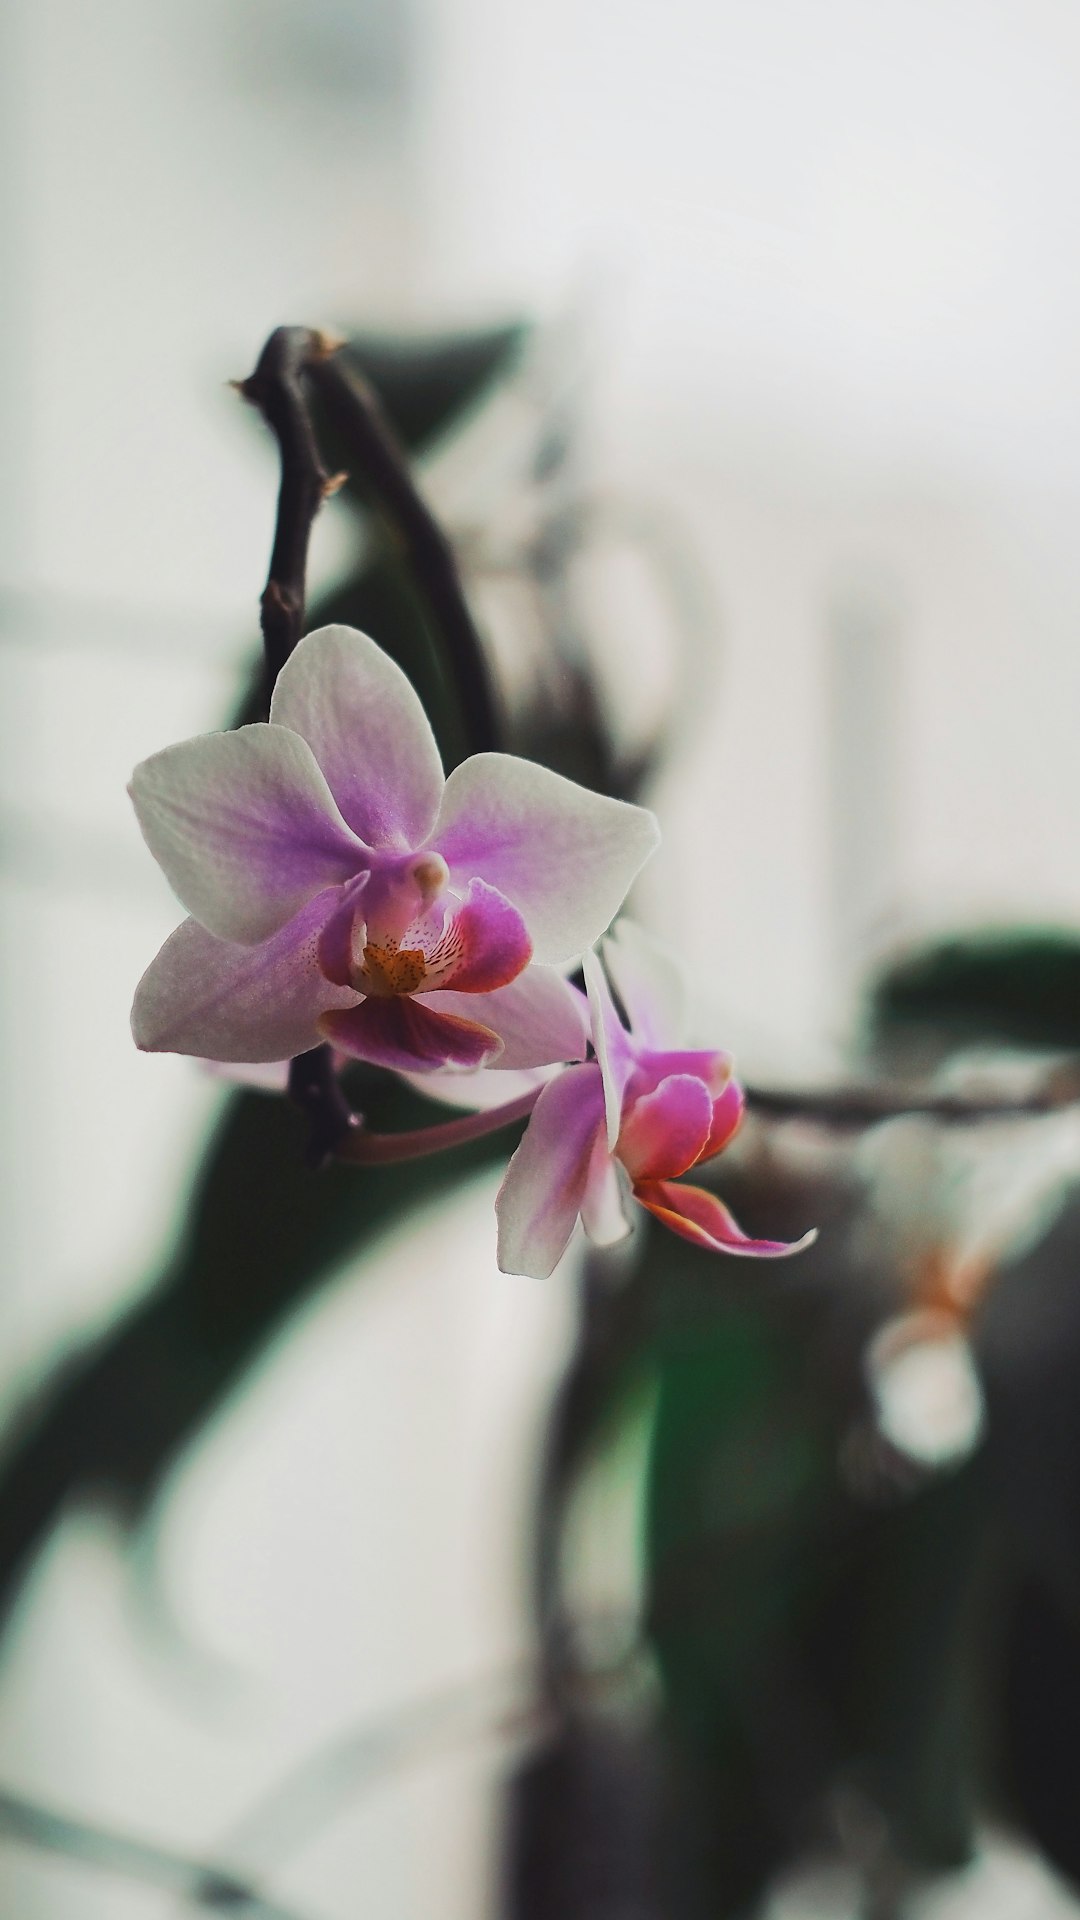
0 1070 525 1626
871 928 1080 1052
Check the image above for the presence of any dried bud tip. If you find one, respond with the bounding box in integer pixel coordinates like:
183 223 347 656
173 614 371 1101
322 471 349 499
312 329 347 360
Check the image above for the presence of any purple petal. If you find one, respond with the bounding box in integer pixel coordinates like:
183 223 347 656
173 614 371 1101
317 876 369 987
428 879 532 993
424 964 589 1070
495 1063 607 1279
583 948 634 1148
602 920 685 1046
319 995 503 1071
130 724 367 944
270 624 445 848
428 753 660 964
131 891 358 1061
617 1074 714 1183
634 1179 818 1258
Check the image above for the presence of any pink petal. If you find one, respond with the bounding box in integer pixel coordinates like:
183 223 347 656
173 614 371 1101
617 1074 714 1183
131 892 358 1061
701 1077 746 1162
270 625 445 848
423 965 589 1070
130 724 367 944
583 948 634 1148
628 1046 734 1102
428 753 660 965
495 1063 607 1279
634 1179 818 1258
602 920 685 1046
431 879 532 993
319 995 503 1072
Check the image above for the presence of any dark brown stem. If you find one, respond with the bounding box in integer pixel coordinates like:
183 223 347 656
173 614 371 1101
745 1063 1080 1130
238 325 351 1163
307 352 501 755
237 324 340 712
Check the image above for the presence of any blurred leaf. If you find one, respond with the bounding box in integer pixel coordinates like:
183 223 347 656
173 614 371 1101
502 1716 664 1920
979 1192 1080 1616
234 321 529 757
323 324 528 465
1001 1574 1080 1889
636 1182 983 1909
871 928 1080 1052
0 1069 525 1623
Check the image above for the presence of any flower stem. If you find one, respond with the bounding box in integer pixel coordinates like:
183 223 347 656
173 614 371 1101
237 324 341 712
307 351 501 757
238 324 351 1162
336 1088 541 1167
745 1060 1080 1129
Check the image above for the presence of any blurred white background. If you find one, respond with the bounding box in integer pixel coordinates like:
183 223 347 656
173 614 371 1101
3 0 1080 1912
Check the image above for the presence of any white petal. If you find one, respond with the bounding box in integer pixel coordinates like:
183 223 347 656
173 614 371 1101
131 894 357 1061
424 964 590 1070
429 752 660 964
603 918 685 1046
397 1065 557 1111
581 1142 632 1248
130 724 366 943
495 1064 606 1279
583 947 634 1149
271 624 445 848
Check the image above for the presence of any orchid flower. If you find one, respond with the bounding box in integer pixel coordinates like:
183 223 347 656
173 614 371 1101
496 922 817 1278
130 625 656 1074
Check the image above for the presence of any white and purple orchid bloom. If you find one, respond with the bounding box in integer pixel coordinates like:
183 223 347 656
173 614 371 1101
496 922 817 1278
130 625 657 1075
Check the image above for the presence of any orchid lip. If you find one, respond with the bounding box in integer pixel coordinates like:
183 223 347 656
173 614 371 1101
358 942 429 997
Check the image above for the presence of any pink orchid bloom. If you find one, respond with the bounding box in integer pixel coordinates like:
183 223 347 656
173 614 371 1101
496 922 817 1278
130 625 656 1074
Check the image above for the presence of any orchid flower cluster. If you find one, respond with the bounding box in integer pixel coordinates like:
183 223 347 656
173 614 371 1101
131 625 813 1277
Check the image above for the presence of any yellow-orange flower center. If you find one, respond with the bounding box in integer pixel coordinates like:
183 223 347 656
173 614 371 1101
360 942 428 997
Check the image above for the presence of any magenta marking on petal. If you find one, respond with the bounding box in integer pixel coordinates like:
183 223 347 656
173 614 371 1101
319 996 503 1072
424 879 532 994
616 1073 714 1183
634 1179 817 1259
